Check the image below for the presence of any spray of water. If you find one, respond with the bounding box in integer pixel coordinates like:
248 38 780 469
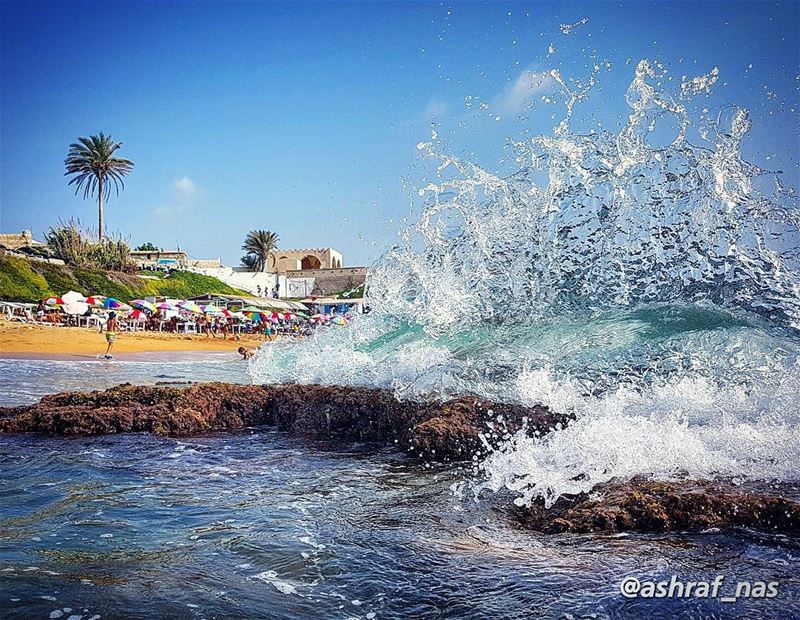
250 59 800 506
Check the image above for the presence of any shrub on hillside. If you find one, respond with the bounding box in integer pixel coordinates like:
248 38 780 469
46 220 135 273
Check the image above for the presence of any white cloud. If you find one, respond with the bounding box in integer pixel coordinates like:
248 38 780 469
173 176 196 196
153 177 199 217
494 70 558 115
423 98 449 120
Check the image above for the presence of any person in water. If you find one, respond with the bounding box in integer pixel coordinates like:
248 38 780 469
237 346 255 360
100 311 118 359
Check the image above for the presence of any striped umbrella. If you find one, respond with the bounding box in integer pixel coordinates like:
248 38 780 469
127 309 149 321
85 295 106 306
156 302 177 311
201 304 223 314
103 298 130 310
178 301 203 314
131 299 156 312
44 297 64 306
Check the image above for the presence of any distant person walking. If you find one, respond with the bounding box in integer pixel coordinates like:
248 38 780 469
99 311 118 359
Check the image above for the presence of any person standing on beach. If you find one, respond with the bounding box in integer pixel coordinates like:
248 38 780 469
99 311 118 359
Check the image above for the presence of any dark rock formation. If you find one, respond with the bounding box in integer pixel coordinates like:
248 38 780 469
514 478 800 534
3 383 797 536
0 382 565 462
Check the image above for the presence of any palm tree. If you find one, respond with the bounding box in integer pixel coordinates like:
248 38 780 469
241 230 279 272
240 253 260 270
64 133 135 241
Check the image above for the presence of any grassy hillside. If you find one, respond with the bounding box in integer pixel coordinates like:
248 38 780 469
0 254 248 303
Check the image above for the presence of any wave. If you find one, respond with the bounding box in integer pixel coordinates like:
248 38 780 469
250 59 800 506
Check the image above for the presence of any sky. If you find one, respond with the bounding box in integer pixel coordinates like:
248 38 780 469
1 1 798 268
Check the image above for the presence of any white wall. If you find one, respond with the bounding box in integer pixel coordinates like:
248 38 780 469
189 266 288 298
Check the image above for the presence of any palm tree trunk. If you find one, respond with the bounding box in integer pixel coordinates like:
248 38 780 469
97 177 104 241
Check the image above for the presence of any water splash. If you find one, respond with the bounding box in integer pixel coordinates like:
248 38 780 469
250 59 800 506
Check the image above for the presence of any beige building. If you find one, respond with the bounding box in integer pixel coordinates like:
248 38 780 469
130 249 189 270
268 247 343 273
0 230 44 250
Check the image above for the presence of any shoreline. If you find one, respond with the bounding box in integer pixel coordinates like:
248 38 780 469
0 321 267 356
0 349 239 362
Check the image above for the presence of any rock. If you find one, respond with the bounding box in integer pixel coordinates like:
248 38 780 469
0 382 566 462
513 478 800 534
3 383 797 536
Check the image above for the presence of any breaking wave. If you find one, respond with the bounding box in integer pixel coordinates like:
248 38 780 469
250 60 800 506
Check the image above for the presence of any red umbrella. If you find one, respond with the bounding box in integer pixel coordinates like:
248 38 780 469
128 309 149 321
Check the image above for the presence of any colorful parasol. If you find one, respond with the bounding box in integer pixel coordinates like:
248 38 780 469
156 302 177 311
85 295 106 306
131 299 156 312
178 301 203 314
127 309 149 321
201 304 223 314
44 297 64 306
103 298 130 310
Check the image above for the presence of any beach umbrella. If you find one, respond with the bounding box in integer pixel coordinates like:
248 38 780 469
85 295 106 306
331 316 348 325
62 290 87 303
44 297 64 306
103 298 130 310
201 304 223 314
131 299 157 312
127 309 148 321
156 302 177 311
62 291 89 315
178 301 203 314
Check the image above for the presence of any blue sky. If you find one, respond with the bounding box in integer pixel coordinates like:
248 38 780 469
1 1 797 267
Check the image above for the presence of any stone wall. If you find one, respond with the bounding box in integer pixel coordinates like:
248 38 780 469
287 267 367 295
0 230 35 250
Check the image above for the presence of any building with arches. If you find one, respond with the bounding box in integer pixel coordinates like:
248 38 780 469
268 247 343 273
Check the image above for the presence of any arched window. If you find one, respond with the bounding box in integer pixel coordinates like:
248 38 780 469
301 255 322 270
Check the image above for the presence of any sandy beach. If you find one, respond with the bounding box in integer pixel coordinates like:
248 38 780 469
0 320 265 356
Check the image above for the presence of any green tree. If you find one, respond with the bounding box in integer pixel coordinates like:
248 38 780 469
240 253 260 270
135 242 160 251
64 133 135 241
241 230 279 272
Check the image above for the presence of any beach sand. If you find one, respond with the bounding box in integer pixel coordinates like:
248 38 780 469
0 321 266 355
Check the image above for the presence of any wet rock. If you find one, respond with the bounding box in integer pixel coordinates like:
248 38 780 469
0 382 565 462
4 383 796 536
514 478 800 534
